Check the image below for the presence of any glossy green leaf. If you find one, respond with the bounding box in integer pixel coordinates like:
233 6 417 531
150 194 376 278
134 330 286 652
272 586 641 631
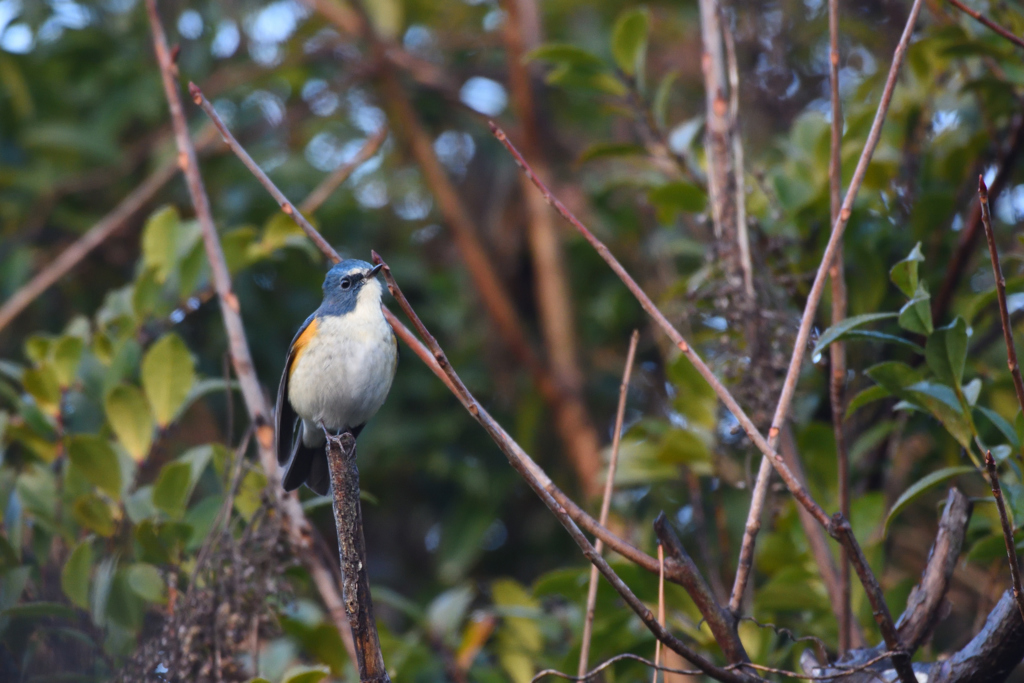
904 381 974 450
884 466 975 535
105 384 153 462
977 406 1020 448
811 312 898 357
61 540 92 609
611 7 649 76
141 333 195 427
890 242 925 297
898 289 933 335
925 317 968 387
865 361 921 394
840 330 924 353
67 435 122 500
52 336 84 387
846 384 891 417
23 364 60 415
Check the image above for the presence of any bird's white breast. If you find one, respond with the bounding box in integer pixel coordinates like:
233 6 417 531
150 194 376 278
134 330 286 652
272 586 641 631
288 290 397 443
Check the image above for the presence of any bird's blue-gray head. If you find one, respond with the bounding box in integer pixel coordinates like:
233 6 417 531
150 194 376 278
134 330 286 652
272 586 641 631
319 259 385 316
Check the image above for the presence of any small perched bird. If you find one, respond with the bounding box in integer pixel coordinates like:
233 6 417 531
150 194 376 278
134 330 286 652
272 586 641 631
275 259 398 494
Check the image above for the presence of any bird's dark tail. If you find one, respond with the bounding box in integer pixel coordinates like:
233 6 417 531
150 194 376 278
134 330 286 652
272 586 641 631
281 421 366 495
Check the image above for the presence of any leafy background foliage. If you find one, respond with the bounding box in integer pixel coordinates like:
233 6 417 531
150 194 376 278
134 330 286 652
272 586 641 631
2 0 1024 680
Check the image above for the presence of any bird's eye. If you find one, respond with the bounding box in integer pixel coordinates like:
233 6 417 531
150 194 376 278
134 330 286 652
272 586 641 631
340 277 352 290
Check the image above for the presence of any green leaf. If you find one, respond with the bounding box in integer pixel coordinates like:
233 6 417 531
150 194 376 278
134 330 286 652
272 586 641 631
648 181 708 218
884 466 976 534
890 242 925 297
865 361 921 394
234 468 269 521
126 563 166 604
72 494 116 537
23 364 61 415
61 540 92 609
840 330 924 353
141 206 180 284
846 385 891 417
281 667 330 683
152 461 192 519
653 70 679 130
576 142 646 164
52 336 84 387
67 435 122 500
898 288 933 335
141 333 195 427
524 43 604 68
105 384 154 462
977 406 1020 448
925 317 968 387
611 7 650 77
811 312 898 357
903 381 974 450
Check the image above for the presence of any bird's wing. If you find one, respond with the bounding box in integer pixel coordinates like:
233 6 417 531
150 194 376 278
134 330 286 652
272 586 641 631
275 312 318 467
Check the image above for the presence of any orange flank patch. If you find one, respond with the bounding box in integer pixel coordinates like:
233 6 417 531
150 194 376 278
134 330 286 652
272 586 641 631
288 317 319 379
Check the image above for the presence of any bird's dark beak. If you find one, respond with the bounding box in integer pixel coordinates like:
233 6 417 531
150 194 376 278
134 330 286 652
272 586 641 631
367 263 384 278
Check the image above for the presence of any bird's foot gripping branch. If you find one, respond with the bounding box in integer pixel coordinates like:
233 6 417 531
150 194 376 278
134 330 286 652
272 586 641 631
325 432 390 683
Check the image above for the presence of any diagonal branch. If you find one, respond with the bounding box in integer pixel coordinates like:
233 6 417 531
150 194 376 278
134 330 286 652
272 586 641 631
979 177 1024 426
299 127 388 216
946 0 1024 51
490 123 916 683
730 0 924 617
374 255 760 683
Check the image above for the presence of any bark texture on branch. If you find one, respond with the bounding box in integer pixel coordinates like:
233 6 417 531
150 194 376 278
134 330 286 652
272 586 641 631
326 433 390 683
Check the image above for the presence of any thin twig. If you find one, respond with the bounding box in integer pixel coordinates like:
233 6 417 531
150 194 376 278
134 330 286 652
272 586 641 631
326 433 390 682
375 255 758 683
826 0 852 652
730 0 924 619
985 451 1024 623
979 177 1024 423
490 123 915 683
578 329 639 677
947 0 1024 50
299 127 388 215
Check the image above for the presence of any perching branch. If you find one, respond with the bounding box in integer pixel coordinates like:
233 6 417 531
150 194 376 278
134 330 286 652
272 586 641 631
489 123 915 683
374 253 759 683
984 452 1024 624
731 0 924 618
326 433 390 683
979 177 1024 426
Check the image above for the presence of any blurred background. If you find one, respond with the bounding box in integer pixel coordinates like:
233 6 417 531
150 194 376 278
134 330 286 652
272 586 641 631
3 0 1024 680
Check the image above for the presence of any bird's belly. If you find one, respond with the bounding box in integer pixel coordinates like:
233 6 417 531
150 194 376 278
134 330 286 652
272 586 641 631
287 313 396 438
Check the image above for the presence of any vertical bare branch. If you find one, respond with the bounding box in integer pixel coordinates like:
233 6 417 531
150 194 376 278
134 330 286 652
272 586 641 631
326 434 390 683
979 177 1024 421
698 0 736 251
984 451 1024 623
730 0 924 615
722 15 753 300
826 0 852 653
579 330 639 676
653 542 665 683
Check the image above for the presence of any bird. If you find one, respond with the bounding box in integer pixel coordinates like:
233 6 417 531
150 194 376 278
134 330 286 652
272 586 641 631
275 259 398 495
